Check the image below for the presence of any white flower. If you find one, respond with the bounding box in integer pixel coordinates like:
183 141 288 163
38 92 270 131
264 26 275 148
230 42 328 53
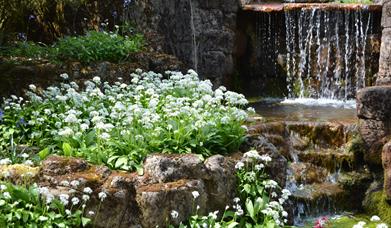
82 194 90 201
98 192 107 201
377 223 388 228
192 191 200 199
71 197 80 205
233 197 240 203
244 150 261 160
171 210 179 219
29 84 37 91
209 211 219 220
0 185 6 191
20 153 29 158
70 180 80 188
88 211 95 216
0 158 12 165
59 194 69 205
260 154 272 163
3 192 11 199
60 180 70 187
58 127 74 137
92 76 101 84
83 187 93 194
65 209 71 215
282 211 288 217
371 215 381 222
65 114 79 123
255 164 264 170
24 160 34 166
235 161 245 170
60 73 69 80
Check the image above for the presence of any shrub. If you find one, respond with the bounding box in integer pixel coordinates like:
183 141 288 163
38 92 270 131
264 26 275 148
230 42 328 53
54 31 144 63
1 30 144 63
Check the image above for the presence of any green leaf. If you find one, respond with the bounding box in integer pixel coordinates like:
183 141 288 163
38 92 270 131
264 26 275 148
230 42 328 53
245 198 255 222
115 157 128 169
62 143 73 156
38 148 50 160
81 217 91 226
227 222 239 228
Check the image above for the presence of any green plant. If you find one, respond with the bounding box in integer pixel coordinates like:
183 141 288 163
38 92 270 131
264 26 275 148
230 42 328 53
0 30 144 63
53 31 144 63
0 181 91 227
0 69 250 171
175 150 291 227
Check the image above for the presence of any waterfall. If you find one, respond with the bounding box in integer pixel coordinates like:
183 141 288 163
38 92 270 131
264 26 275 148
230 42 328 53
283 9 374 100
189 0 198 72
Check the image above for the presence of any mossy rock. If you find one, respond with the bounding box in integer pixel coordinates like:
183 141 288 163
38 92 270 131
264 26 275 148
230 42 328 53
363 190 391 224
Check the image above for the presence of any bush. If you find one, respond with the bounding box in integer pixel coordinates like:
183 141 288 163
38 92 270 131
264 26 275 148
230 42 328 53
1 31 144 63
54 31 144 63
0 70 251 171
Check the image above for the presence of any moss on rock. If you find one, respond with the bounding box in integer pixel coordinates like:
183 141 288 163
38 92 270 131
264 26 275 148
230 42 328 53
363 190 391 224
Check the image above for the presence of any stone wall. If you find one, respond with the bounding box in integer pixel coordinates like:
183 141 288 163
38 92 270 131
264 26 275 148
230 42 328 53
357 0 391 200
125 0 243 86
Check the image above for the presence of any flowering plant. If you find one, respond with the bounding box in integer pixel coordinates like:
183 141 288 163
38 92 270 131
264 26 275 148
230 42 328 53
175 150 291 227
0 69 251 171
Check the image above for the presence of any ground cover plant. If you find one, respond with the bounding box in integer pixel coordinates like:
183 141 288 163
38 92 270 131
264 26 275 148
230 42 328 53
0 30 144 63
0 69 251 172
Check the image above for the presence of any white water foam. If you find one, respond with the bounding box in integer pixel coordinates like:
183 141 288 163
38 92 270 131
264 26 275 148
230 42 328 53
281 98 356 109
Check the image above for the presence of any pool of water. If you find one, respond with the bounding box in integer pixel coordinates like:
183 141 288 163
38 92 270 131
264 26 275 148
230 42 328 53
251 98 357 123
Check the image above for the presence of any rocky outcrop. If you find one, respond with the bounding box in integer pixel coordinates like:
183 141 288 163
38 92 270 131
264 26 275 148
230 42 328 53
125 0 241 86
1 154 237 228
357 86 391 167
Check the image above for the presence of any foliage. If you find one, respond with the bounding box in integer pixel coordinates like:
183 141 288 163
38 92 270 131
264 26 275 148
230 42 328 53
174 150 291 227
1 30 144 63
0 69 250 171
54 30 144 63
0 181 91 227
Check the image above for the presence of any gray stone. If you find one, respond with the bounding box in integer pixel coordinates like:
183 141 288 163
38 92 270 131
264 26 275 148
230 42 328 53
377 28 391 85
357 86 391 121
143 154 208 183
204 155 236 211
136 179 207 227
383 141 391 200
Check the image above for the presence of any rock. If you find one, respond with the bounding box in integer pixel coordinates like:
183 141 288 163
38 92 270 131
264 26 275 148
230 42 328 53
136 179 207 227
290 162 329 184
143 154 208 183
40 155 89 176
126 0 241 86
0 164 40 184
377 28 391 85
383 141 391 200
204 155 236 211
357 86 391 121
359 119 390 167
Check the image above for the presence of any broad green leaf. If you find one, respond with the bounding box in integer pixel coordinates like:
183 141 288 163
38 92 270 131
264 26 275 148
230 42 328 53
38 148 50 160
62 143 73 156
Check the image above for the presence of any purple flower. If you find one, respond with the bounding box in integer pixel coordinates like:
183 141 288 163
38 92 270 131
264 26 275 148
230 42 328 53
17 33 27 42
112 11 118 18
0 110 3 122
124 0 132 7
17 118 27 127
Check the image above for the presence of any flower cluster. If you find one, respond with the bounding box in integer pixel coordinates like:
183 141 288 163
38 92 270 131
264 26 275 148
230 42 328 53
0 69 250 170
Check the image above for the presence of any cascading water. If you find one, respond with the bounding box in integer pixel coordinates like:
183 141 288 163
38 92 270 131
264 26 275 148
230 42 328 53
284 8 373 100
